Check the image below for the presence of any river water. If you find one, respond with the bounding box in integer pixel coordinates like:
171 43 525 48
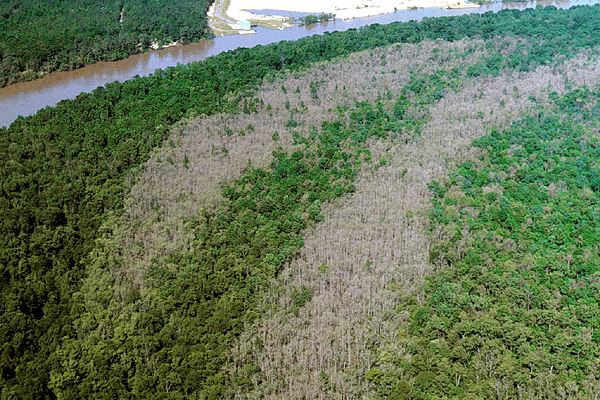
0 0 597 127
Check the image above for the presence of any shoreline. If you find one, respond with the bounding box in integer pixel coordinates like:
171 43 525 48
209 0 480 35
5 0 595 127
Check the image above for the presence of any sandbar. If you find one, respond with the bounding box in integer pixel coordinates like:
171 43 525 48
209 0 479 35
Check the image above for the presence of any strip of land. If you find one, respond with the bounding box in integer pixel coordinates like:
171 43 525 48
209 0 479 34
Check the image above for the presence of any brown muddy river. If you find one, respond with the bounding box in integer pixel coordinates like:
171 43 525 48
0 0 597 127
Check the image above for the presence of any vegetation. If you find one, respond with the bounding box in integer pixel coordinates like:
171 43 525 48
226 43 600 397
0 0 213 87
370 88 600 398
1 4 600 398
300 13 335 26
50 62 460 398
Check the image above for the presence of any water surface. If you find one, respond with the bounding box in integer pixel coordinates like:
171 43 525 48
1 0 597 127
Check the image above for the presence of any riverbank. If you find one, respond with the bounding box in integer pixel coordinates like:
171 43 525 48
3 0 598 128
208 0 480 35
0 0 214 88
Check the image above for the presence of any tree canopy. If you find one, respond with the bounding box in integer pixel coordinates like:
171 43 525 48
1 5 600 398
0 0 213 87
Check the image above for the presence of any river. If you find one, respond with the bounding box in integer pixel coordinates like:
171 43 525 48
0 0 597 127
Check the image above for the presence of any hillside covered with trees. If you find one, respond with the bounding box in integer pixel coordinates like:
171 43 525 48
0 0 213 87
1 5 599 399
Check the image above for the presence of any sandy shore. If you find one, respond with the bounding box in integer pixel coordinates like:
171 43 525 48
208 0 479 35
224 0 479 22
208 0 480 34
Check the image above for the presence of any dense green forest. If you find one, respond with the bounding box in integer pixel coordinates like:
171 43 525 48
1 5 599 399
0 0 213 87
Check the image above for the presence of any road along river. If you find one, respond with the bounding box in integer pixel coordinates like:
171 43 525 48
0 0 597 127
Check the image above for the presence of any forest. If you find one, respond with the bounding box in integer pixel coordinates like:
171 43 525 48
369 88 600 399
0 0 212 87
1 5 599 399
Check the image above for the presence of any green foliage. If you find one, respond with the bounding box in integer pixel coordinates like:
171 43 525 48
291 285 314 314
372 88 600 398
3 5 600 398
300 13 335 26
0 0 213 87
